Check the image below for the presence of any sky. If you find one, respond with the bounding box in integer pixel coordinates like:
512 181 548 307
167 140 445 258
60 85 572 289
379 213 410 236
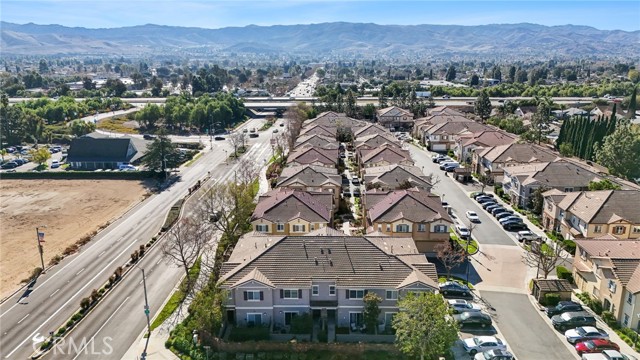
1 0 639 31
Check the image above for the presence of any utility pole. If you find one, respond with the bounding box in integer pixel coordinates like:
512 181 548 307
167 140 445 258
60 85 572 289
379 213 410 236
35 226 46 273
139 267 151 360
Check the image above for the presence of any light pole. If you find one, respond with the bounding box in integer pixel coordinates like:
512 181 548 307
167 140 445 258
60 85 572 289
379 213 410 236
136 266 152 360
35 225 46 273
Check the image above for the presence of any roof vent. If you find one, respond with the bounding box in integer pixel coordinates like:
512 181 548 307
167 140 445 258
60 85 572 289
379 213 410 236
379 262 383 270
315 257 318 265
329 258 333 266
320 248 324 254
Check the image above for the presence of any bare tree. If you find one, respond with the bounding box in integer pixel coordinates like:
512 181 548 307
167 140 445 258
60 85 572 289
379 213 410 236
477 172 492 194
284 103 311 149
162 217 212 296
424 173 441 188
435 241 466 280
524 240 568 279
228 131 246 157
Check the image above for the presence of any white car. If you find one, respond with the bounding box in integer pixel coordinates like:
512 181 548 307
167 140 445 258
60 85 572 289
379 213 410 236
565 326 609 344
447 299 481 314
466 210 480 223
462 336 506 355
455 224 471 239
516 230 541 242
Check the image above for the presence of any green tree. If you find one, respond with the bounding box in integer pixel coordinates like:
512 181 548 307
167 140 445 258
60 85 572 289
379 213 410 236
393 292 459 360
530 97 552 144
627 86 637 119
529 187 549 216
559 143 574 157
189 284 226 340
363 292 382 334
70 120 96 137
588 179 622 191
595 121 640 181
30 147 51 166
362 103 376 121
142 130 180 173
474 90 492 122
136 104 162 129
470 74 480 86
445 65 456 82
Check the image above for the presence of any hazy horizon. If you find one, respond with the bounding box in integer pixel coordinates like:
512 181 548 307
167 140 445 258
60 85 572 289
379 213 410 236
1 1 639 32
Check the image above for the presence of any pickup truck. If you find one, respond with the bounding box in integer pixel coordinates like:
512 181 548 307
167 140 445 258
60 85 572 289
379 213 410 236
582 349 634 360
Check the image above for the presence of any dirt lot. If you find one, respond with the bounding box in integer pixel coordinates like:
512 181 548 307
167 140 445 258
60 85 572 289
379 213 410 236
0 180 148 299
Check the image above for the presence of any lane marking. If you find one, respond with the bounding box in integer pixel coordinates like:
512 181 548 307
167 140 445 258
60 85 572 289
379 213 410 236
98 251 106 257
75 268 85 276
3 239 138 359
49 289 59 298
71 297 130 360
17 314 29 324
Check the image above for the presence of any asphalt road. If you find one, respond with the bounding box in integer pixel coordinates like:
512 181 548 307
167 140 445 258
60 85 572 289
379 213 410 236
480 291 578 360
53 135 276 360
0 117 271 359
407 143 516 246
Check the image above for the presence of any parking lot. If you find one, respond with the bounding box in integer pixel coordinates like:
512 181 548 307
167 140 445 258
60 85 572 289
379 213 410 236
1 145 67 172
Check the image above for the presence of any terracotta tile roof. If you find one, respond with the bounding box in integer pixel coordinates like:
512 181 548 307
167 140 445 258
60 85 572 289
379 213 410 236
219 235 439 289
252 188 333 223
287 145 338 166
277 165 341 188
363 164 432 191
366 189 452 224
560 190 640 224
479 143 559 164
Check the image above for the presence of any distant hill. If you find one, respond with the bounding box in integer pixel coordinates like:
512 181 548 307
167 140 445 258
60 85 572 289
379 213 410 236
1 21 638 57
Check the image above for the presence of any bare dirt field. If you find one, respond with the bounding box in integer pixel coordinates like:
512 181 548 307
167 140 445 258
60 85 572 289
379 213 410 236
0 180 148 299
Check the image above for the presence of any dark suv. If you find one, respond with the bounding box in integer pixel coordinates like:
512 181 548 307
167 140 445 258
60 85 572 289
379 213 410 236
545 301 583 318
551 311 596 331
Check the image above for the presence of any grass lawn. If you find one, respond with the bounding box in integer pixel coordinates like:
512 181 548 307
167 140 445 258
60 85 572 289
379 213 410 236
439 276 474 289
450 232 479 255
97 117 139 134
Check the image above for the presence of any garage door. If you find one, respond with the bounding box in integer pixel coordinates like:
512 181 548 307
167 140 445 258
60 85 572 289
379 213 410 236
431 143 447 151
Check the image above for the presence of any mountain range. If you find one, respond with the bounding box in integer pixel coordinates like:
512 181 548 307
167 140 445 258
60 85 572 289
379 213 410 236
1 21 638 58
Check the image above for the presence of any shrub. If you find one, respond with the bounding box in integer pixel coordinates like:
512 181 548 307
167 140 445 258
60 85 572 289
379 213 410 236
48 254 64 266
562 240 576 255
228 326 270 342
90 289 100 303
543 293 561 307
66 319 75 328
72 313 82 322
556 266 574 283
590 298 604 315
80 297 91 310
290 312 313 334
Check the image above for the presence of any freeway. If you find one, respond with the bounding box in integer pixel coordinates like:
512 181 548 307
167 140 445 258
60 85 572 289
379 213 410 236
45 130 276 360
0 117 271 359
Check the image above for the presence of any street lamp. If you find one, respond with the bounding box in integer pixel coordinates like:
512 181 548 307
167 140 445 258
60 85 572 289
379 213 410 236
35 225 46 274
134 266 152 360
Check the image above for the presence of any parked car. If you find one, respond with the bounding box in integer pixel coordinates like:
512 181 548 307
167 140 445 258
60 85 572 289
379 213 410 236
341 189 351 198
242 129 248 133
436 156 453 164
474 349 515 360
352 188 361 197
432 155 445 163
272 129 279 133
485 204 502 212
119 164 138 171
51 160 60 168
214 136 225 140
517 230 542 243
565 326 609 344
495 212 515 220
575 339 620 355
476 197 495 204
454 311 492 328
444 164 460 172
440 161 459 170
502 221 528 231
472 192 493 200
248 133 259 138
143 134 156 140
552 312 596 331
439 281 471 297
13 158 27 165
490 207 506 216
463 336 506 356
499 216 522 224
455 224 471 239
352 177 360 186
447 299 481 314
279 123 284 127
249 128 256 133
1 162 19 169
580 350 637 360
546 301 584 317
466 211 480 223
481 201 497 210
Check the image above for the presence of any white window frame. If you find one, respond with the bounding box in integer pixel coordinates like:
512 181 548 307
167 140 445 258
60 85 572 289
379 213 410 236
613 226 625 235
276 223 285 232
608 279 617 293
396 224 410 233
434 225 447 233
312 285 319 296
386 224 391 232
386 290 398 300
255 224 269 232
283 289 300 299
292 224 306 233
633 226 640 234
417 223 426 232
310 224 315 231
594 225 603 233
329 285 336 296
246 290 261 302
624 314 630 326
628 292 633 305
349 289 365 299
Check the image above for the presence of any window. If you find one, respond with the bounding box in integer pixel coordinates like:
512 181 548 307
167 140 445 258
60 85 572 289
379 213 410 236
384 313 397 326
633 226 640 234
434 225 448 233
292 224 306 232
310 224 315 231
329 285 336 296
247 313 262 326
349 312 363 326
396 224 410 233
386 290 398 300
608 280 617 293
281 289 301 299
276 223 285 232
417 224 426 232
312 285 319 296
377 224 382 232
244 290 263 302
255 224 268 232
594 225 603 233
284 312 298 326
564 187 574 192
628 292 634 305
347 289 365 299
547 202 553 211
386 224 391 232
624 314 630 326
614 226 625 235
580 249 587 261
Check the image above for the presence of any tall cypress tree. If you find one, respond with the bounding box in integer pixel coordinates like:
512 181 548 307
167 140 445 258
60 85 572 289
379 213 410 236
585 119 597 160
627 86 637 119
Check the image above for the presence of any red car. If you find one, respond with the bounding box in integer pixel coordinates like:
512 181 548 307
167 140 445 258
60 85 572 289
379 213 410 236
575 339 619 355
